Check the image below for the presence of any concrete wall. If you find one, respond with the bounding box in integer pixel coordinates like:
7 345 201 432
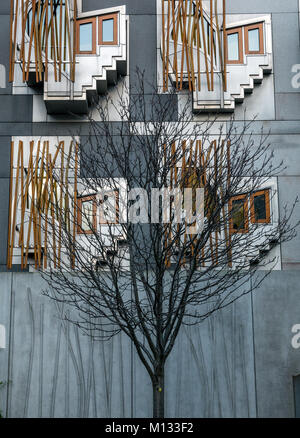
0 271 300 417
0 272 256 418
0 0 300 418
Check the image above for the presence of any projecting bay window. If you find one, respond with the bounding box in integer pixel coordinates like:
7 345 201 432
226 27 243 64
76 17 96 54
98 13 118 45
226 22 265 64
230 189 271 234
77 195 97 234
229 195 249 234
250 189 270 224
245 22 264 55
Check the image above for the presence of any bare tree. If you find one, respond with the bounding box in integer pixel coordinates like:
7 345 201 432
37 71 298 418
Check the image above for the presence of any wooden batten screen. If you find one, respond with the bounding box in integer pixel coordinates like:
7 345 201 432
164 139 231 268
9 0 77 83
161 0 227 93
7 140 79 270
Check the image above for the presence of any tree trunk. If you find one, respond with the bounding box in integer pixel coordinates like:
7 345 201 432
152 367 165 418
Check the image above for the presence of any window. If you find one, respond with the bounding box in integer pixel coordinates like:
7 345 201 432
77 195 97 234
76 18 96 54
229 195 248 233
99 190 119 224
226 27 243 64
250 189 270 224
245 22 264 55
98 13 118 45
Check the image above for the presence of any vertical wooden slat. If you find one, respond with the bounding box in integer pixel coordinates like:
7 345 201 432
58 0 63 81
7 141 14 268
23 141 33 268
199 0 211 90
162 0 166 91
26 0 37 81
195 0 201 91
33 141 41 268
45 0 49 81
58 141 64 267
223 0 227 92
12 0 19 81
24 141 35 268
165 0 171 91
71 142 78 269
19 141 25 269
50 0 58 82
187 0 196 90
71 0 77 82
171 0 179 87
10 141 22 268
43 142 50 269
22 1 30 82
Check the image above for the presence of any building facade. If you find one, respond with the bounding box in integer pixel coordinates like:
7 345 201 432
0 0 300 418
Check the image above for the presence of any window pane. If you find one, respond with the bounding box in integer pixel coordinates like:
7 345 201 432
248 28 260 51
79 23 93 52
102 18 114 42
81 200 94 231
232 199 245 230
227 32 239 61
253 193 267 221
100 192 118 223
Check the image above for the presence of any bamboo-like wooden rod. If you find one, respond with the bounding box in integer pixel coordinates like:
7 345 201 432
10 141 22 269
71 142 78 269
7 141 14 269
223 0 227 92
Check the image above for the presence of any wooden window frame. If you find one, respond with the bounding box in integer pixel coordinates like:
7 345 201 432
99 190 120 225
77 195 97 234
226 27 243 64
250 189 270 224
98 13 118 46
244 22 264 55
229 194 249 234
76 17 97 55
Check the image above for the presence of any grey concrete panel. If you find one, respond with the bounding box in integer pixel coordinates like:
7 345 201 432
0 96 33 123
0 272 257 418
129 15 157 92
226 0 299 13
272 14 300 95
32 122 126 137
7 274 133 418
0 16 12 94
275 93 300 120
0 5 11 15
0 137 11 178
252 271 300 418
164 293 256 418
129 94 178 122
0 123 32 136
83 0 156 15
278 176 300 265
0 273 12 419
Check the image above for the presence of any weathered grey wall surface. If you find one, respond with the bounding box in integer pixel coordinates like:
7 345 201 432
0 272 256 418
0 0 300 418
